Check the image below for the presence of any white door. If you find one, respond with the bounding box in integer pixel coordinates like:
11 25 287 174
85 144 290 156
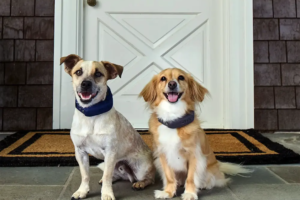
82 0 223 128
54 0 254 129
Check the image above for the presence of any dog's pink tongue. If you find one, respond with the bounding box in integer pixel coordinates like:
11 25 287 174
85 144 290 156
81 92 90 98
168 93 179 102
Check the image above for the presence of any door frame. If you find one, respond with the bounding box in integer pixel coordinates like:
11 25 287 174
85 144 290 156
53 0 254 129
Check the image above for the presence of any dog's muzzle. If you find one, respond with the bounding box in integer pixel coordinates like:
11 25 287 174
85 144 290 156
77 81 98 103
163 81 183 103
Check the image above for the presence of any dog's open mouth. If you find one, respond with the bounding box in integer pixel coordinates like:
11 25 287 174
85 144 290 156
77 92 98 102
163 92 183 103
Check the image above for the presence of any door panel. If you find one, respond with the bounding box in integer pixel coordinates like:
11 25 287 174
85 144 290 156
81 0 223 128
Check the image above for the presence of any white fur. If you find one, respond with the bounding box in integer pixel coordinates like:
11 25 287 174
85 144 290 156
157 125 186 172
181 192 198 200
154 190 172 199
219 162 254 176
155 100 187 122
192 146 207 190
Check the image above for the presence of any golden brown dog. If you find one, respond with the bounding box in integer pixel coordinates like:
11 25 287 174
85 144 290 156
139 68 250 200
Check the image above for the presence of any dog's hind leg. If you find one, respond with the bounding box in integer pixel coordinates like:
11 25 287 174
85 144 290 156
132 155 156 190
132 164 155 190
71 147 90 200
98 161 134 184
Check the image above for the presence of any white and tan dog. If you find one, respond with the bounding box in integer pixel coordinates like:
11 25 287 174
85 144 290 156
139 68 251 200
60 54 155 200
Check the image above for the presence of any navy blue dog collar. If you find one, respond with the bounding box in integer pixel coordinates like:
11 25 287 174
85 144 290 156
158 111 195 129
75 87 113 117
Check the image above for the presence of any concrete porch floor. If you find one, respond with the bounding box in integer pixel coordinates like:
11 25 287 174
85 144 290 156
0 133 299 200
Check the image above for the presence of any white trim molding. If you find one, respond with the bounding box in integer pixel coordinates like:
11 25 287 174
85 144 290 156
53 0 254 129
222 0 254 129
53 0 83 128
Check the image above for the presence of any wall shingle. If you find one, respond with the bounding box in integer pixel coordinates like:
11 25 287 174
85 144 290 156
254 19 279 40
254 41 269 63
5 63 26 85
296 87 300 108
269 41 286 63
255 87 275 108
36 40 54 61
27 62 53 85
0 0 11 16
18 86 53 107
253 0 273 18
0 17 2 39
0 86 18 107
255 110 278 130
35 0 54 16
287 41 300 63
3 108 36 131
0 63 4 85
282 64 300 85
0 109 2 130
273 0 296 18
254 64 281 86
280 19 300 40
275 87 296 108
15 40 35 61
37 108 53 129
11 0 35 16
24 18 54 39
278 110 300 130
3 17 23 39
0 40 14 62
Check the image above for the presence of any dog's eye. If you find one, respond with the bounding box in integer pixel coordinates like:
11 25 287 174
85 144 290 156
161 76 166 81
178 75 185 81
75 70 83 76
95 71 102 77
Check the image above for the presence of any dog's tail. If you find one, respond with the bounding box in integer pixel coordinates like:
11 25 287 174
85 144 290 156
219 162 253 177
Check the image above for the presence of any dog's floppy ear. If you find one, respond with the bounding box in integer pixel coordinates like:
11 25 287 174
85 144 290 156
188 76 208 102
60 54 82 75
139 75 158 103
101 61 123 79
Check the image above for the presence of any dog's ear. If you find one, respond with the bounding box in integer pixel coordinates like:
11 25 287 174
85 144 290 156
188 76 208 102
60 54 82 75
139 75 158 103
101 61 123 79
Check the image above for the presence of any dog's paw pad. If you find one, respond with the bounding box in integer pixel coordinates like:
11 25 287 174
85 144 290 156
154 190 172 199
181 192 198 200
132 181 145 190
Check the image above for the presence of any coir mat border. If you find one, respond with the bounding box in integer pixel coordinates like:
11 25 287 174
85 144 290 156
0 129 299 167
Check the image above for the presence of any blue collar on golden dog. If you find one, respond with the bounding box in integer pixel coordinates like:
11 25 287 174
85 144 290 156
75 87 113 117
158 111 195 129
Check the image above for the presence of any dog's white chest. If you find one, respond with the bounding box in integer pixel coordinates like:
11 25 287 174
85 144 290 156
71 109 115 137
158 125 186 172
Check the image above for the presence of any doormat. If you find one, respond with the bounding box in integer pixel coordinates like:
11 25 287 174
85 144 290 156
0 129 299 166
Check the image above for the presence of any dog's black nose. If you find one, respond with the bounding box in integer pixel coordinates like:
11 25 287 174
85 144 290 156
81 81 92 89
168 81 177 90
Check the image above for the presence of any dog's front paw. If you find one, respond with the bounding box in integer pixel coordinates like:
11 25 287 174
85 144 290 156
154 190 173 199
71 189 89 200
101 193 115 200
181 192 198 200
